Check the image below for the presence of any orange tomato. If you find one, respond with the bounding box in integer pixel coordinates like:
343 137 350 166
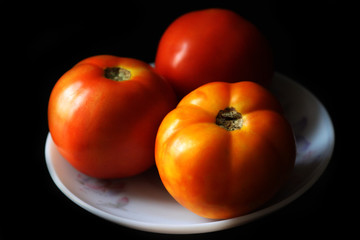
48 55 176 179
155 81 296 219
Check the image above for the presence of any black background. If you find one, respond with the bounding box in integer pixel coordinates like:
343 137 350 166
6 0 352 239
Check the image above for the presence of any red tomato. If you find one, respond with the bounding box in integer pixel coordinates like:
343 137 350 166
155 81 295 219
155 8 273 98
48 55 176 179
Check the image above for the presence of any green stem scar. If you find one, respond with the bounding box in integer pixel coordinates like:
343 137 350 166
104 67 131 81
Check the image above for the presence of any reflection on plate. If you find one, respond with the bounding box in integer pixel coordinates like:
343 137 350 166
45 72 334 234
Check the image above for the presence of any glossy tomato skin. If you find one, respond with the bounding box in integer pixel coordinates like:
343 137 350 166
155 81 295 219
155 8 273 98
48 55 176 179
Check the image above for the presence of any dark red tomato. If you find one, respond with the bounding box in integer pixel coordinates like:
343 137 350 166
155 8 273 98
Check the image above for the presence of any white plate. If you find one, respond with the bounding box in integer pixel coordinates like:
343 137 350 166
45 72 335 234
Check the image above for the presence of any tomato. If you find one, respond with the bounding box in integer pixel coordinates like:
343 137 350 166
48 55 176 179
155 81 295 219
155 8 273 98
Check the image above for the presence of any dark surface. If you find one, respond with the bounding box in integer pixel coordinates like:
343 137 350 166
7 1 351 239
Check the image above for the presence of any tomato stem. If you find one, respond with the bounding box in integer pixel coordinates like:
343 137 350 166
104 67 131 81
215 107 243 131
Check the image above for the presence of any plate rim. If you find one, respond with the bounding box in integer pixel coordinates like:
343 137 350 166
45 72 335 234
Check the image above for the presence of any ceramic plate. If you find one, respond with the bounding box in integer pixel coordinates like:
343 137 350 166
45 72 335 234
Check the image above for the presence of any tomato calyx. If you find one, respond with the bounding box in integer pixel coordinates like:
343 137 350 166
215 107 243 131
104 67 131 81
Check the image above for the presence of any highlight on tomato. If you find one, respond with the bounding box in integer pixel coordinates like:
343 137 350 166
155 81 296 219
155 8 273 98
48 55 176 179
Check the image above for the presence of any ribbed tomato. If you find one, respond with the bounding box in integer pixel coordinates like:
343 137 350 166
155 81 295 219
